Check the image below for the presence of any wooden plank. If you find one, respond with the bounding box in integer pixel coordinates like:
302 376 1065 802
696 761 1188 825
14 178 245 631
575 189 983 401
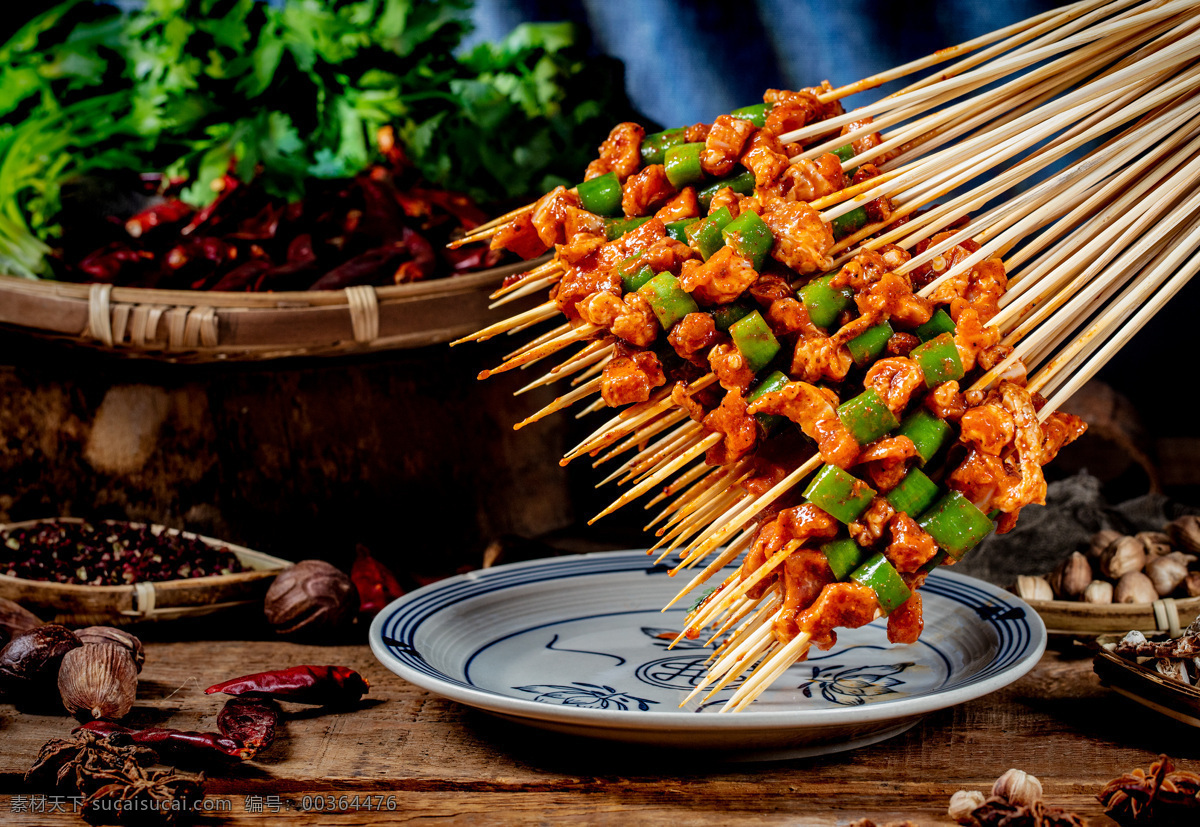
0 640 1175 824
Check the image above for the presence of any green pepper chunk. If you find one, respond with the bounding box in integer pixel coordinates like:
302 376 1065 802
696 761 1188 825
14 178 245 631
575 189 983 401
832 144 855 163
604 216 652 241
638 273 699 330
837 388 899 445
665 142 706 188
697 171 756 210
850 553 912 614
665 218 700 243
917 491 994 561
640 128 686 166
822 538 867 581
803 464 876 524
576 172 622 216
745 370 790 435
710 302 755 332
722 209 774 272
914 309 956 342
919 549 949 574
896 410 954 466
729 103 772 127
832 206 869 240
621 264 655 293
729 311 781 373
884 468 940 517
800 273 855 330
847 322 893 367
686 206 733 260
911 332 965 387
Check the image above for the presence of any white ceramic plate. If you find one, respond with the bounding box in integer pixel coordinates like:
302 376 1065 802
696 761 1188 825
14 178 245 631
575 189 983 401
369 550 1045 759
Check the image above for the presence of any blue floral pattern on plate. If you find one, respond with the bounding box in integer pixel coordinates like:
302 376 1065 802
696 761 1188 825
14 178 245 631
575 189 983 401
514 682 658 710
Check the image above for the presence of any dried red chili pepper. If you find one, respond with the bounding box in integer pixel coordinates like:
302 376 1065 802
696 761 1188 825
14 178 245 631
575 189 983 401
77 721 251 762
205 665 369 706
217 698 279 757
125 200 193 238
350 544 404 618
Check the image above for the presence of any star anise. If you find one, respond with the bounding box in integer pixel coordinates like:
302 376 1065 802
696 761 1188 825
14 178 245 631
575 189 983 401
26 730 157 796
82 766 206 827
1099 755 1200 824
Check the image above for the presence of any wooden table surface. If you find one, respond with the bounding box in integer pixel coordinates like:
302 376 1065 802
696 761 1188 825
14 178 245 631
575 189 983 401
0 638 1193 826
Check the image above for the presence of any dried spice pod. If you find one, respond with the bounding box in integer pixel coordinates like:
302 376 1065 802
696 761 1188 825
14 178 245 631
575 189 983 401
1016 575 1053 602
1088 529 1124 559
1051 553 1091 600
0 597 42 647
1101 537 1147 580
0 624 81 688
1168 516 1200 554
264 560 359 636
948 790 986 823
78 721 252 763
1114 571 1158 604
1082 580 1114 604
1136 531 1173 559
205 665 369 706
217 697 280 757
1099 754 1200 824
992 768 1044 807
74 627 145 673
1145 553 1191 597
58 643 139 722
1184 571 1200 598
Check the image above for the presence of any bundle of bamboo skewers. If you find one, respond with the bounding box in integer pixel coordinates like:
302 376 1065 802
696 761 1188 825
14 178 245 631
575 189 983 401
453 0 1200 712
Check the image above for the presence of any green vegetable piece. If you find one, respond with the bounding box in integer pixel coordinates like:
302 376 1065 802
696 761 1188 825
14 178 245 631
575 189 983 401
896 410 954 466
850 553 912 615
832 144 855 163
919 549 950 574
604 216 653 241
721 209 774 271
641 128 687 166
914 309 956 342
911 332 965 387
917 491 995 561
800 274 855 330
746 370 790 435
837 388 899 446
803 464 876 524
728 311 781 373
638 273 699 330
822 538 867 581
686 206 733 260
665 142 706 189
831 206 869 240
847 322 893 367
666 219 700 243
729 103 771 127
698 171 756 210
710 302 755 332
884 468 940 517
621 264 655 293
576 172 622 216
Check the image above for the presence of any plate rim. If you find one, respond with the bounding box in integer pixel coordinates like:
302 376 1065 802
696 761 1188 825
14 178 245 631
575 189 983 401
369 549 1046 731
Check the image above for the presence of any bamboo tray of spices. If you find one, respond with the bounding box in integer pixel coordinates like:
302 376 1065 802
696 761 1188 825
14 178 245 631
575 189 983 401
0 259 536 363
0 518 291 625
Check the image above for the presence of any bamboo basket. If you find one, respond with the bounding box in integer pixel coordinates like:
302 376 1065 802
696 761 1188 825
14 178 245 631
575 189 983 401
0 518 291 625
0 256 538 362
1025 596 1200 638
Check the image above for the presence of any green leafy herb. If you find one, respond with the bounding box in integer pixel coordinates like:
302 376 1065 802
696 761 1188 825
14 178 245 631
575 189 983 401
0 0 629 279
689 586 719 614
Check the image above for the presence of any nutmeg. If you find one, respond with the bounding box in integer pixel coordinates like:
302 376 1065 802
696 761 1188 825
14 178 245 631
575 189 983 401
1082 580 1114 604
58 643 138 722
0 624 81 688
991 768 1044 807
1114 571 1158 604
1015 575 1053 602
1137 531 1172 559
264 560 359 636
948 789 986 823
1088 529 1123 559
1050 552 1091 599
1145 552 1191 597
1100 536 1146 580
0 597 41 647
1168 515 1200 554
74 627 145 673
